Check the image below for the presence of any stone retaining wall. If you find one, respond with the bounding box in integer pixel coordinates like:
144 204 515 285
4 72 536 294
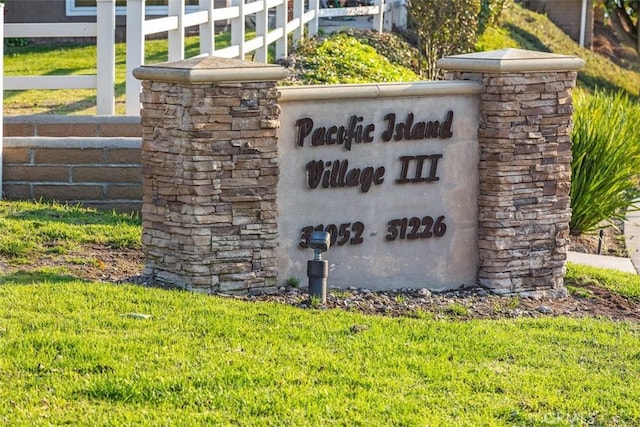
3 137 142 212
2 116 143 212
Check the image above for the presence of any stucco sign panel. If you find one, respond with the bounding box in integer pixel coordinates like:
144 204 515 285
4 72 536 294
277 83 480 291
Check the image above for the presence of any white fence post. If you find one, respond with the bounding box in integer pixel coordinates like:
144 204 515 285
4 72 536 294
292 0 304 44
168 0 185 61
255 0 268 62
96 0 116 115
275 0 287 60
308 0 319 37
373 0 385 33
126 0 146 115
200 0 215 55
231 0 246 59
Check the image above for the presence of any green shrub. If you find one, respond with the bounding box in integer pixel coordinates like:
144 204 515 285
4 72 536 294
400 0 504 77
293 33 420 84
570 90 640 234
338 29 423 75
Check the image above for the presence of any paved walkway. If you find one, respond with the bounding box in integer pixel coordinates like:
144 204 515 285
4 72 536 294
568 212 640 274
318 16 376 34
567 251 637 273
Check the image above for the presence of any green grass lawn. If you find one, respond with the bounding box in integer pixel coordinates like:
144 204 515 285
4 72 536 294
0 200 639 424
0 200 140 264
1 280 640 425
567 263 640 301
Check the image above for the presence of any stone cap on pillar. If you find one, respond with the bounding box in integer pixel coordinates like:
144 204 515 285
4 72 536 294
132 56 289 83
437 48 585 73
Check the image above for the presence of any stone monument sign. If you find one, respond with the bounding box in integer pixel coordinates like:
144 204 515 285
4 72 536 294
134 49 584 297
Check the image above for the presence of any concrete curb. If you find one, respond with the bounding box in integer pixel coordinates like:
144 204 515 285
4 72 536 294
567 251 637 274
567 208 640 275
625 210 640 274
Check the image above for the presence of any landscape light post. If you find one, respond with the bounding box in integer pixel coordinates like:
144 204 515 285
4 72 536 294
306 231 331 304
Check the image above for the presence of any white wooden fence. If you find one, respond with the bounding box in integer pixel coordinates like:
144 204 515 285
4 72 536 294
4 0 116 115
2 0 402 116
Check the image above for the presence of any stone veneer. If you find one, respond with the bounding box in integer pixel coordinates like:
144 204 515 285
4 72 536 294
133 57 288 293
135 48 585 297
438 49 584 296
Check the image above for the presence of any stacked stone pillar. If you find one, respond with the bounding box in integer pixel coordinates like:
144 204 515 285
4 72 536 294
133 57 288 294
439 49 584 296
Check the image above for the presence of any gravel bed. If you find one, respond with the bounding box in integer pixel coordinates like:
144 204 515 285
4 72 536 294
217 285 640 322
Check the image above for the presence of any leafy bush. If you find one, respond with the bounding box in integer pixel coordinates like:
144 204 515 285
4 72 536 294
291 33 420 84
570 90 640 234
339 29 423 75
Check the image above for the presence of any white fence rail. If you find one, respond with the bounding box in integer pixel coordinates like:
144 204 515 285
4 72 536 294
3 0 403 116
4 0 116 115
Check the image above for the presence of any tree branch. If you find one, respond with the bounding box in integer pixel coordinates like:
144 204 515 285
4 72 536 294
609 5 638 46
615 5 636 37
